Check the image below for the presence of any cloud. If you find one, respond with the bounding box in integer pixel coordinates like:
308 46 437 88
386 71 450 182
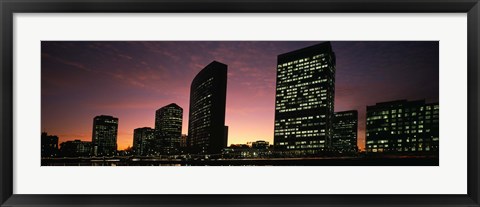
117 54 133 60
43 49 180 95
42 53 98 73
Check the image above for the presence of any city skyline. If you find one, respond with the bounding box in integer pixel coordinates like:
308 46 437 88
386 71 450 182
42 41 439 151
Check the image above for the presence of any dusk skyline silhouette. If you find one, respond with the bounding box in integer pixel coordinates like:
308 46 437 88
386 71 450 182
41 41 439 150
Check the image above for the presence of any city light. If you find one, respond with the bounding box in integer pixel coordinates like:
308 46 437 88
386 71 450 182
41 41 439 166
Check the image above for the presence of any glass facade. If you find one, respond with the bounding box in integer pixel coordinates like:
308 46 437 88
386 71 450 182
332 110 358 153
155 103 183 154
188 61 228 154
92 115 118 156
274 42 336 155
366 100 439 153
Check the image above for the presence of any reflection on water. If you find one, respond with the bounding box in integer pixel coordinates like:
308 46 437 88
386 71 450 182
45 162 184 166
41 156 439 166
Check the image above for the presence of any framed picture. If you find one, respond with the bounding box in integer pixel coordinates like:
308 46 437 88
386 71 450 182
1 0 479 206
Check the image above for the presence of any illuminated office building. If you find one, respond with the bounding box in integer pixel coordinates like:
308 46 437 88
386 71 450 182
133 127 155 156
92 115 118 156
366 100 439 153
273 42 336 155
155 103 183 154
188 61 228 154
332 110 358 153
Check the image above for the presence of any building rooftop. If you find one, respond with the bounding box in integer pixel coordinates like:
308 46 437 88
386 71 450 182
278 41 333 62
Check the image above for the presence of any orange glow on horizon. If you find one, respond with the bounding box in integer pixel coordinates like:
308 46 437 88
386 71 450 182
42 41 438 152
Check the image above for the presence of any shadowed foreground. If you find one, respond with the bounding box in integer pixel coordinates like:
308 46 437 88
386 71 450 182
41 156 438 166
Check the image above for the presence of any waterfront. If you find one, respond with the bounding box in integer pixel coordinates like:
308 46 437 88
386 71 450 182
41 156 439 166
41 41 440 166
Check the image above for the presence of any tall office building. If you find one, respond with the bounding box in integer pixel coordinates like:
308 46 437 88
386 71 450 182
41 132 59 157
332 110 358 153
133 127 155 156
366 100 439 153
155 103 183 154
274 42 336 156
188 61 228 154
92 115 118 156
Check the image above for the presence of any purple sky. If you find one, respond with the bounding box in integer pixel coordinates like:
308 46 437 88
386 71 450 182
41 41 439 150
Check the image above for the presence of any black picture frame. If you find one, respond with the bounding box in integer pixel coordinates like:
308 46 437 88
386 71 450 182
1 0 479 206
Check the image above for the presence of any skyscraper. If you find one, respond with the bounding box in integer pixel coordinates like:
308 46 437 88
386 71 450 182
188 61 228 154
155 103 183 154
133 127 155 156
366 100 439 153
332 110 358 153
92 115 118 156
274 42 336 156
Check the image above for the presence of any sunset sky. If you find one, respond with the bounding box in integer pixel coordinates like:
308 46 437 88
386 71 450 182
41 41 439 151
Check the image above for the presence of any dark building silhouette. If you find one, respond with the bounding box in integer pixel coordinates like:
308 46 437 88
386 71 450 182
117 147 133 156
366 100 439 154
332 110 358 153
222 141 273 159
92 115 118 156
59 140 92 157
133 127 155 156
180 134 188 148
224 125 229 147
252 140 269 150
155 103 183 154
273 42 336 156
41 132 58 157
188 61 228 154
